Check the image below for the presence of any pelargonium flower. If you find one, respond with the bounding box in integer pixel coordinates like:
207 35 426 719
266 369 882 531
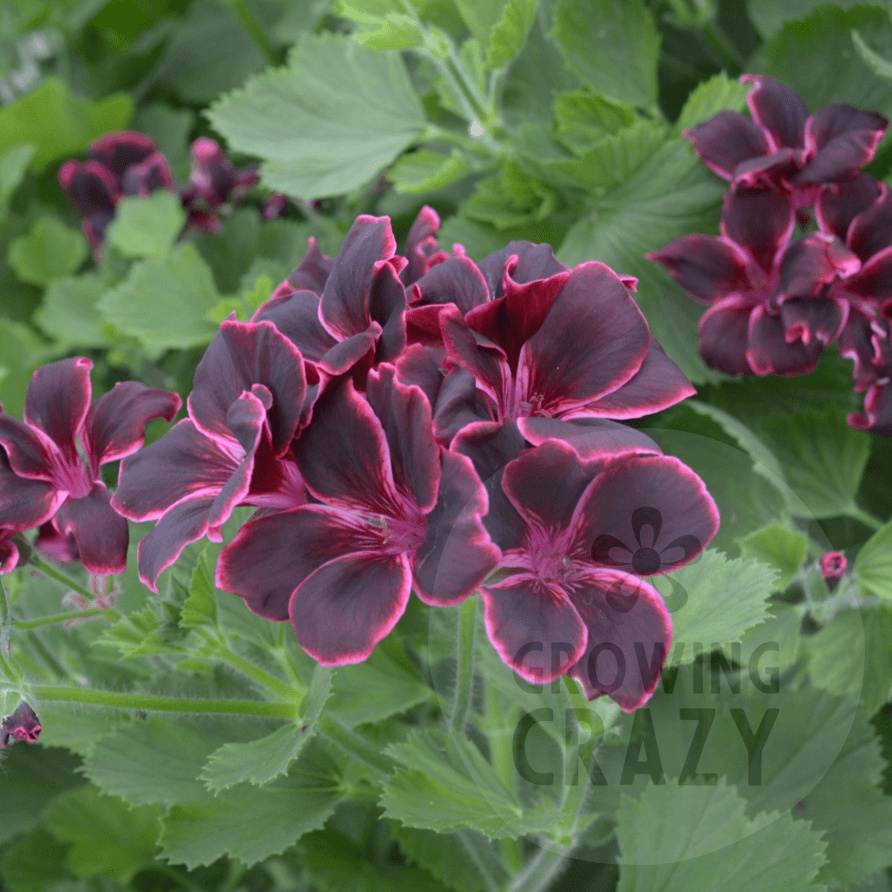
1 700 41 747
112 319 309 590
479 439 718 711
398 247 693 455
180 137 260 233
0 527 20 573
58 131 175 257
215 366 500 665
685 75 887 209
820 551 847 593
648 189 858 376
0 358 180 575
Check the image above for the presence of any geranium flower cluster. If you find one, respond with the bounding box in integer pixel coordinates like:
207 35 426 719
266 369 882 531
58 131 284 259
1 209 719 711
649 75 892 433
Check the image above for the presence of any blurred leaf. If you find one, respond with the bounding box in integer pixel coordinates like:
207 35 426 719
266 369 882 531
551 0 659 109
738 524 807 590
34 271 115 349
105 192 185 259
0 319 50 417
0 825 72 892
0 143 35 209
553 91 636 155
852 29 892 82
391 825 488 892
180 547 217 629
208 32 426 199
389 148 472 193
0 77 131 170
856 519 892 602
676 71 750 131
747 0 863 40
7 216 88 286
486 0 537 69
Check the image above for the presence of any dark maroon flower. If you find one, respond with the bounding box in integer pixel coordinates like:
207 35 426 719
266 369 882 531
216 367 499 665
819 551 847 592
478 440 718 711
400 250 694 453
649 189 856 376
59 131 175 258
1 701 41 747
685 75 887 210
260 192 289 222
113 319 308 591
0 528 20 574
0 359 181 576
252 215 408 390
400 205 449 286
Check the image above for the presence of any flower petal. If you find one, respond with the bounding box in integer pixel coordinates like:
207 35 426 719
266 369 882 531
0 449 62 528
121 151 175 195
0 414 59 482
747 305 824 375
112 419 239 521
683 110 771 180
742 74 809 150
56 484 128 575
720 189 794 274
366 365 440 512
368 259 407 363
432 365 491 447
777 233 858 299
567 569 671 711
413 449 500 606
401 205 449 285
0 529 19 574
82 382 181 476
846 245 892 305
137 497 214 592
846 183 892 262
217 505 374 620
796 105 888 184
285 237 335 294
780 298 848 346
252 289 336 363
440 305 509 406
290 551 411 665
816 174 882 242
411 254 489 314
58 160 119 217
24 357 93 466
575 454 719 571
189 318 306 456
647 234 751 304
517 417 662 458
476 241 569 301
520 262 649 411
850 379 892 434
88 131 157 177
394 343 448 409
698 297 756 375
482 578 587 684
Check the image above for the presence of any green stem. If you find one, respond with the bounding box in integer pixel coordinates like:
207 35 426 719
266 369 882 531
506 844 570 892
458 831 505 892
27 555 96 603
450 595 478 734
847 505 885 532
318 715 394 776
221 0 279 66
30 684 297 718
14 609 102 629
214 641 302 704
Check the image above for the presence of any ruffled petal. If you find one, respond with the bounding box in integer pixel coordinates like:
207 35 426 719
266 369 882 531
440 305 509 406
647 234 751 304
846 245 892 305
796 105 888 184
137 498 214 591
285 237 335 294
432 365 491 447
846 183 892 262
742 74 809 150
476 240 569 301
517 417 662 458
412 449 500 606
849 379 892 435
55 484 129 575
0 414 59 482
58 160 119 217
482 578 587 684
780 298 848 347
411 254 489 314
368 259 407 363
401 205 449 285
777 233 859 299
394 343 448 409
290 551 411 665
683 110 771 180
567 569 671 711
121 151 175 196
698 297 756 375
747 306 824 376
720 189 794 274
252 289 336 363
82 382 181 477
0 449 62 529
88 131 156 178
816 174 882 242
0 529 19 574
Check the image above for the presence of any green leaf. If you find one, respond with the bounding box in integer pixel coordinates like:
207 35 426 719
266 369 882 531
755 410 872 519
96 605 173 658
7 217 88 286
97 244 219 356
382 729 538 838
80 717 234 806
201 666 332 791
208 32 426 199
615 780 827 891
557 131 725 385
738 524 808 590
765 6 892 122
158 742 341 869
747 0 864 40
453 0 506 43
0 78 131 171
0 320 51 418
551 0 660 109
33 272 116 349
553 91 636 155
388 148 472 194
804 606 892 715
655 549 776 667
105 192 186 259
852 28 892 82
180 548 218 630
43 786 162 883
132 103 195 176
349 12 426 50
486 0 537 69
390 825 488 892
0 825 73 892
464 160 556 228
0 144 35 208
676 72 751 131
857 519 892 602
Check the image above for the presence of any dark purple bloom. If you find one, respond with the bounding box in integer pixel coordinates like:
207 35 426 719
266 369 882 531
1 701 41 747
478 440 718 711
260 192 289 221
113 319 309 591
399 247 694 453
649 189 856 376
215 366 500 665
820 551 847 592
0 359 181 576
685 75 887 210
400 205 450 286
58 131 175 258
0 528 20 574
